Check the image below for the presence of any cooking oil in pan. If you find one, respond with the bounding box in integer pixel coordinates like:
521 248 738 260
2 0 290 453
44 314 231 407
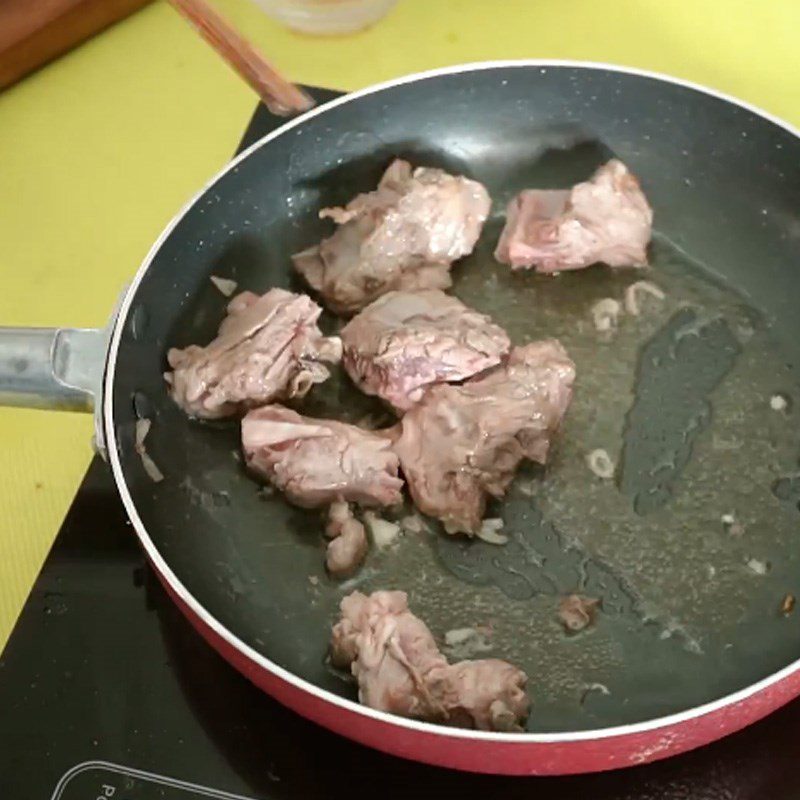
305 228 800 731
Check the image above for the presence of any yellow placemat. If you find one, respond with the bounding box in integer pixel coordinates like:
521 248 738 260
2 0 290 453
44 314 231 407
1 0 798 649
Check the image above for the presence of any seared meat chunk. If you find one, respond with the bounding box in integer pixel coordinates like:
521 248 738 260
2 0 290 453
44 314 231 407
165 289 342 419
242 405 403 509
293 159 491 315
393 341 575 534
495 159 653 273
325 501 369 577
340 290 511 412
331 590 529 731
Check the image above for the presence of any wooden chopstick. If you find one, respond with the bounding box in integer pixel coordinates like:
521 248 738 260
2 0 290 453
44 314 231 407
168 0 314 116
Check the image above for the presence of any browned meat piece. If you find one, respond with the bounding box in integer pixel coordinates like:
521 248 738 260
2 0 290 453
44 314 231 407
241 405 403 509
293 159 491 315
165 289 342 419
495 159 653 273
340 290 511 412
558 594 600 632
325 501 368 577
393 341 576 534
331 590 529 731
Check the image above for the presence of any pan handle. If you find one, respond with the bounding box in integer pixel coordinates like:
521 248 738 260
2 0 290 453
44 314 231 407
0 327 106 412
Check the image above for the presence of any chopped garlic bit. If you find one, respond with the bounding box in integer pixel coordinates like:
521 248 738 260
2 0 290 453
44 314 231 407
134 418 164 483
363 511 401 549
210 275 238 296
770 393 789 412
591 298 621 332
516 478 537 497
581 682 611 703
444 628 479 646
443 627 493 659
476 518 508 545
746 558 769 575
586 449 615 479
624 280 665 316
134 418 151 451
141 453 164 483
400 513 427 534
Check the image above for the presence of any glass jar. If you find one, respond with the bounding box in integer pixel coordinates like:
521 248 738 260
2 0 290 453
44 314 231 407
251 0 397 35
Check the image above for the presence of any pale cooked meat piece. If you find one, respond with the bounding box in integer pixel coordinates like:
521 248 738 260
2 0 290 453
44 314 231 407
340 290 511 412
392 341 576 534
241 405 404 509
427 659 532 732
293 159 491 315
325 501 368 577
330 590 448 719
165 289 342 419
495 159 653 273
330 590 530 731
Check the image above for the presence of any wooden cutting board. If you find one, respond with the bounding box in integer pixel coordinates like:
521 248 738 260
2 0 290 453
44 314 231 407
0 0 153 89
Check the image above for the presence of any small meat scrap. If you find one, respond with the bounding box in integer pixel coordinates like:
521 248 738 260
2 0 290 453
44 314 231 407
242 406 404 509
331 591 529 731
781 593 796 616
325 501 368 577
558 594 600 633
293 159 491 315
429 660 529 732
495 159 653 273
341 290 511 412
165 289 342 419
721 513 746 537
393 341 576 534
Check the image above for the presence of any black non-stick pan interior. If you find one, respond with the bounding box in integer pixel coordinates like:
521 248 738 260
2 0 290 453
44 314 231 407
111 65 800 732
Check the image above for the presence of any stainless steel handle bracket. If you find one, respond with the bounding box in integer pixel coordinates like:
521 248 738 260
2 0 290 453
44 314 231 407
0 287 129 460
0 327 110 455
0 327 104 410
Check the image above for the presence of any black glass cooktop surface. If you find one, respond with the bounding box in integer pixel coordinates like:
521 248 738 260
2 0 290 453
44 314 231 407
3 89 800 800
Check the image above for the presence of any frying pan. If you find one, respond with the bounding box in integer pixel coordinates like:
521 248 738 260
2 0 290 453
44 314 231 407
2 62 799 776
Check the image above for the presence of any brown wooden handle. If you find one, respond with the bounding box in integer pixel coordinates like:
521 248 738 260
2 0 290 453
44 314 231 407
168 0 314 116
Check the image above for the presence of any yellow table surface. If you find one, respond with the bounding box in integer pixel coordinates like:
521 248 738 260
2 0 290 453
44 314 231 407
1 0 798 648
